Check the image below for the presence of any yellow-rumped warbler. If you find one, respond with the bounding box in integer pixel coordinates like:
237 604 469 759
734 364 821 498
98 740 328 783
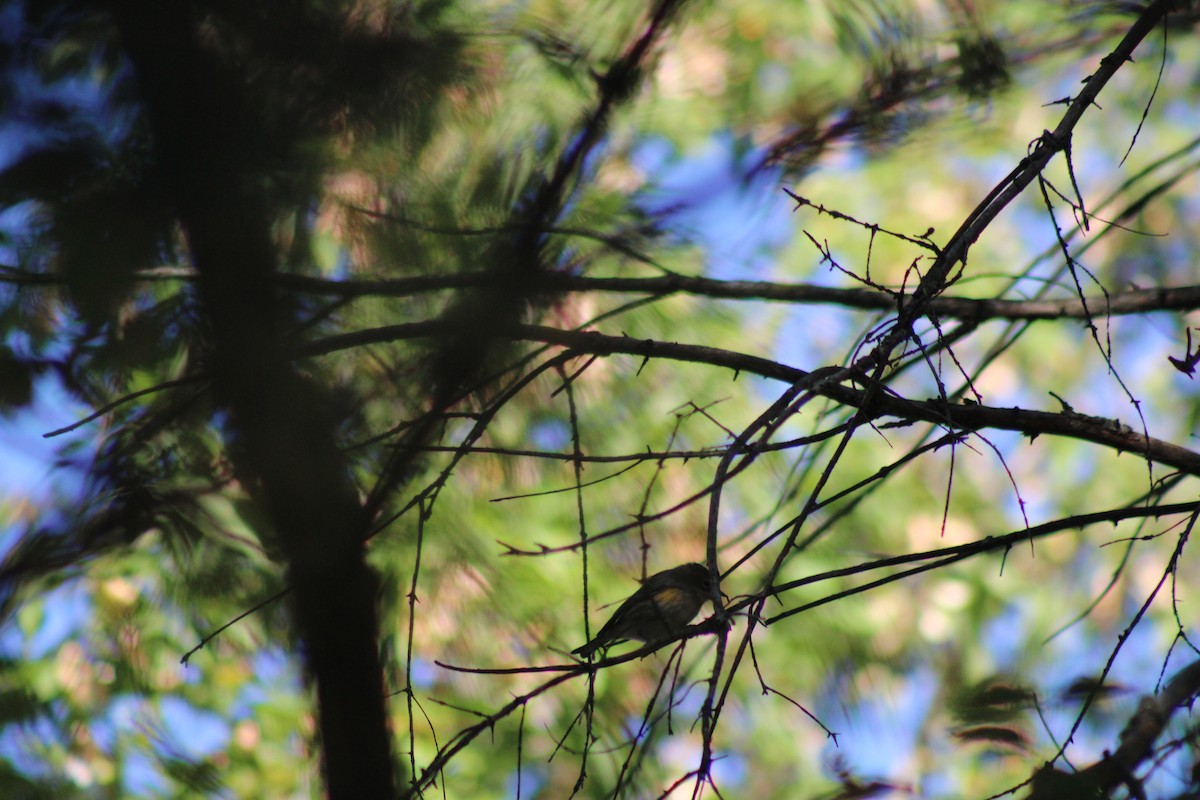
572 563 718 659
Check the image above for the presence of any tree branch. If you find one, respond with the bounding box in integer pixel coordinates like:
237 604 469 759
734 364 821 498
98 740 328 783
303 322 1200 475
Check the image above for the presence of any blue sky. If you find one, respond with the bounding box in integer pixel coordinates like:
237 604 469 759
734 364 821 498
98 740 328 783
2 13 1199 795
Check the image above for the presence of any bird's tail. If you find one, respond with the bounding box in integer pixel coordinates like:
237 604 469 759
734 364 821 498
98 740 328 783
572 640 601 659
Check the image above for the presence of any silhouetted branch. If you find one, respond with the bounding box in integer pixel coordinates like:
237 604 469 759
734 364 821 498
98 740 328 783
305 322 1200 475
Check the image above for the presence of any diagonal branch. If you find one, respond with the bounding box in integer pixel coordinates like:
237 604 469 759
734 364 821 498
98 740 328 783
302 322 1200 475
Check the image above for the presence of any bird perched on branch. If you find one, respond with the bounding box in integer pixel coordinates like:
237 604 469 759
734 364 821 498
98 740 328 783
572 563 719 659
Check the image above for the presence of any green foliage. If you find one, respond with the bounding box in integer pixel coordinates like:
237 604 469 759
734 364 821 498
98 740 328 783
3 1 1200 798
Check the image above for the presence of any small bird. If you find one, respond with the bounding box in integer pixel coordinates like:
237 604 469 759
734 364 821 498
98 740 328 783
572 563 718 659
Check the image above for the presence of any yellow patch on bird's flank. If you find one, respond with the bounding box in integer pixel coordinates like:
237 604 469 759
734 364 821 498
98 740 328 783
653 587 686 608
